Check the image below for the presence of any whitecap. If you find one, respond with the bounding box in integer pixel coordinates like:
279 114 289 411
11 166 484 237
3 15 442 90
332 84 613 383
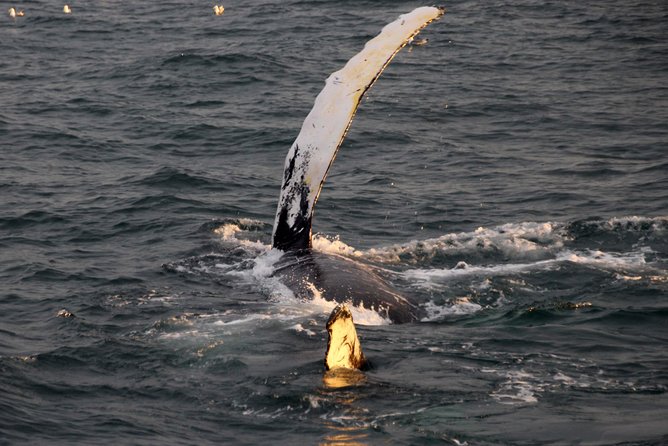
420 298 483 321
358 221 568 264
402 245 658 292
556 248 647 270
213 219 271 252
311 233 363 257
404 258 559 287
290 323 316 337
482 369 542 405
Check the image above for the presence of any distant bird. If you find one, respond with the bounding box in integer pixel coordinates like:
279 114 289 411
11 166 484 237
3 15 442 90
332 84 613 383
17 9 25 17
63 5 72 14
213 5 225 16
8 7 16 19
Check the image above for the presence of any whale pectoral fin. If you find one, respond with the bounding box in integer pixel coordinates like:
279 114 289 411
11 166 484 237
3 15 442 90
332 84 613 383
272 7 445 251
325 304 366 371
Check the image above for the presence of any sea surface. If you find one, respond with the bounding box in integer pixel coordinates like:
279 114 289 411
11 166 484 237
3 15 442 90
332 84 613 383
1 1 667 444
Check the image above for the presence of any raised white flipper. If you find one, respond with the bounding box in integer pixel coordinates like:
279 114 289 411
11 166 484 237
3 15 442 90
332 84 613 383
272 6 445 251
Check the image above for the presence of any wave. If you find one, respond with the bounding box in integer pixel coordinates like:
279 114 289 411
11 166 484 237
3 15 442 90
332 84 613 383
0 210 69 230
567 215 668 236
403 248 652 287
134 166 217 189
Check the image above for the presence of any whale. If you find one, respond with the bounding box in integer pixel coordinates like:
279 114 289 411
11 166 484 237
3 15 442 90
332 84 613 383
269 6 445 370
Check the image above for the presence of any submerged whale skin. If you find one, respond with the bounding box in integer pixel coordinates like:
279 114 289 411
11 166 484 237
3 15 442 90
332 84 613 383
273 250 422 324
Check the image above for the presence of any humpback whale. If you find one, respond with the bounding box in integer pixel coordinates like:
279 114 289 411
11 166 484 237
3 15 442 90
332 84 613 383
270 7 444 370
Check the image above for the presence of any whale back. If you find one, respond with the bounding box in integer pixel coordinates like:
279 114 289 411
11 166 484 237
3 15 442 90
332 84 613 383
272 6 445 251
273 250 422 323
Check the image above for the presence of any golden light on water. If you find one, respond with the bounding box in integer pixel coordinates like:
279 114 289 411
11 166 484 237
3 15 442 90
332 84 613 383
322 368 367 389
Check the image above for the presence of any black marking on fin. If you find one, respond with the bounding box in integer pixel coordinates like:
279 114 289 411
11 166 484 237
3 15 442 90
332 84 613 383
273 182 312 251
283 144 299 186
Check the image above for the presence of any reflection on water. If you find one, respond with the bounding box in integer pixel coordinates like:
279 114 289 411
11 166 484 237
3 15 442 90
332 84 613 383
322 368 367 389
321 426 369 446
320 369 370 445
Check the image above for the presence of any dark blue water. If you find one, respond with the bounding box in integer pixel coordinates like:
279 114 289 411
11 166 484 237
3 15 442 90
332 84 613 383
1 1 667 444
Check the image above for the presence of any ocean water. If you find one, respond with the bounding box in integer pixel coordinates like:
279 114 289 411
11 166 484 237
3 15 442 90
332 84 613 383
1 0 667 444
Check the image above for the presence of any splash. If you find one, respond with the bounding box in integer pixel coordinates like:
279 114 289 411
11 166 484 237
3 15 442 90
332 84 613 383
354 217 668 265
420 298 483 321
213 219 271 252
303 281 390 326
556 248 647 270
311 233 363 257
404 258 559 287
481 369 543 405
402 246 658 291
167 216 667 330
359 221 568 264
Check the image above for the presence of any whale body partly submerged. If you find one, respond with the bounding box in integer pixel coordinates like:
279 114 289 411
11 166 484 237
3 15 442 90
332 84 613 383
269 6 444 369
